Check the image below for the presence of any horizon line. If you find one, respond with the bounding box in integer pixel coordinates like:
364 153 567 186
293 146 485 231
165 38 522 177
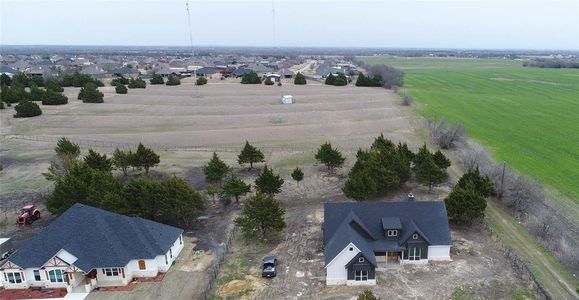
1 44 578 53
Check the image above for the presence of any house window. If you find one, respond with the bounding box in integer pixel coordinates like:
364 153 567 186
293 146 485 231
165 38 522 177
354 270 368 281
358 257 365 263
179 235 182 245
138 260 146 270
33 270 41 281
165 254 168 264
409 247 421 261
413 233 419 240
169 248 173 258
104 268 119 276
387 230 398 237
7 272 23 284
48 269 65 282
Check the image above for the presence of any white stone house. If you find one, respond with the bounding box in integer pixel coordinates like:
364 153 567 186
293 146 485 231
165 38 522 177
0 204 184 294
323 196 452 286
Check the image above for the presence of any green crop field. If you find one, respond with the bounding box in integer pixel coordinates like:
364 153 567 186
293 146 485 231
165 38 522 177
359 57 579 205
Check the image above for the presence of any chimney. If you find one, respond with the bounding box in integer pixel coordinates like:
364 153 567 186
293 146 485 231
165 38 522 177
407 193 415 202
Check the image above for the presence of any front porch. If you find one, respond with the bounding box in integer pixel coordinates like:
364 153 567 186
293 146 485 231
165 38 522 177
375 251 402 269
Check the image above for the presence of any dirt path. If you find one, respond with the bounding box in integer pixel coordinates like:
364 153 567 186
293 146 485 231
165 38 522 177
486 202 578 299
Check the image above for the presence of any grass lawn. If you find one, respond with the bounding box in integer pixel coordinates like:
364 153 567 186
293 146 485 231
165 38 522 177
486 202 578 299
359 57 579 204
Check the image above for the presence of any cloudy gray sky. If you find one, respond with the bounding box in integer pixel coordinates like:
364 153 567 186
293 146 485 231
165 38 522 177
1 0 578 50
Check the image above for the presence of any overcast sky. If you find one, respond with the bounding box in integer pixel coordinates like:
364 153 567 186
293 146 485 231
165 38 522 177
1 0 578 50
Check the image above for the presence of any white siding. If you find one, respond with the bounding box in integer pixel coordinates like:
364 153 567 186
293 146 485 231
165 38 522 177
0 234 186 290
55 249 78 265
325 243 360 285
96 268 126 287
0 269 28 289
427 245 451 261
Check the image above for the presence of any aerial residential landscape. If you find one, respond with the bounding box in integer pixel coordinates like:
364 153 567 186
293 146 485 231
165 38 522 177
0 1 578 300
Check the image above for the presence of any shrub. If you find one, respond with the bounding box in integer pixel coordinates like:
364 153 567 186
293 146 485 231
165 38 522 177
166 75 181 86
235 193 286 239
354 61 405 89
195 76 207 85
28 85 45 101
14 100 42 118
128 78 146 89
355 73 382 87
42 90 68 105
240 72 261 84
4 83 28 103
0 74 11 86
28 76 45 87
277 81 282 86
150 73 165 85
63 72 100 88
78 83 104 103
294 72 307 85
326 73 348 86
115 84 128 94
45 79 64 92
111 76 129 86
333 76 347 86
445 183 487 224
0 101 4 109
325 74 335 85
402 95 413 106
264 78 274 85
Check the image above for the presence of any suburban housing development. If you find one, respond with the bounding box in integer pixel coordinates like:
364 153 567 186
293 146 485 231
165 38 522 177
323 196 452 285
0 204 184 293
1 1 577 297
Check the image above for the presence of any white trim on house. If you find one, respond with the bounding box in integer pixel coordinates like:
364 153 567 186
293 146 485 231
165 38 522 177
427 245 452 261
325 243 360 286
0 233 184 292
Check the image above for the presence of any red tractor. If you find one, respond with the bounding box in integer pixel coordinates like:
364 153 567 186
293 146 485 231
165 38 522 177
16 205 41 226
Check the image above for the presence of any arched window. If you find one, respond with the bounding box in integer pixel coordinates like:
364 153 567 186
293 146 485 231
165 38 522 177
138 260 146 270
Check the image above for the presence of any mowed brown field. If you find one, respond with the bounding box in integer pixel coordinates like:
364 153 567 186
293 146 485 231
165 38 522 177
0 79 420 193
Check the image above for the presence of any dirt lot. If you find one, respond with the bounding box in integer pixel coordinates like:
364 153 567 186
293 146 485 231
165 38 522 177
0 78 417 194
212 170 533 300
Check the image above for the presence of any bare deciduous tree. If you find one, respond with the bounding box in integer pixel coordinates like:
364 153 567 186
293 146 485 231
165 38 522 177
427 117 466 149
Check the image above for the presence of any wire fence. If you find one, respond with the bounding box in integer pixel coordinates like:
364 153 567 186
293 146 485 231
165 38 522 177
4 135 349 154
197 225 237 300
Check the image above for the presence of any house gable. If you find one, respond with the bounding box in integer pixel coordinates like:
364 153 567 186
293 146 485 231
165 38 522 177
325 242 360 269
0 261 21 270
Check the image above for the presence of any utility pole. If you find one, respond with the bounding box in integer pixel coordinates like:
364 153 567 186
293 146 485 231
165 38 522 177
499 162 506 199
185 0 196 80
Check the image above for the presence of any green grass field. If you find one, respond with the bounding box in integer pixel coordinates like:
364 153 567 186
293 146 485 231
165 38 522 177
359 57 579 204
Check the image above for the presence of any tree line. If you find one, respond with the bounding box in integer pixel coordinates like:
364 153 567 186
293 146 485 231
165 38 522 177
43 138 203 227
523 58 579 69
1 73 69 118
353 60 405 89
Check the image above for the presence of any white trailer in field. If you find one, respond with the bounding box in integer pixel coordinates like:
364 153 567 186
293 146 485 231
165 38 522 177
281 95 293 104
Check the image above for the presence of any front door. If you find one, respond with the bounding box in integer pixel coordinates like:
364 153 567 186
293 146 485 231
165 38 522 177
387 251 399 262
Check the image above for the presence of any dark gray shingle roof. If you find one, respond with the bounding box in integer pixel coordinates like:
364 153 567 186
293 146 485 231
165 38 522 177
5 204 183 272
381 217 402 229
110 66 139 75
324 201 451 266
